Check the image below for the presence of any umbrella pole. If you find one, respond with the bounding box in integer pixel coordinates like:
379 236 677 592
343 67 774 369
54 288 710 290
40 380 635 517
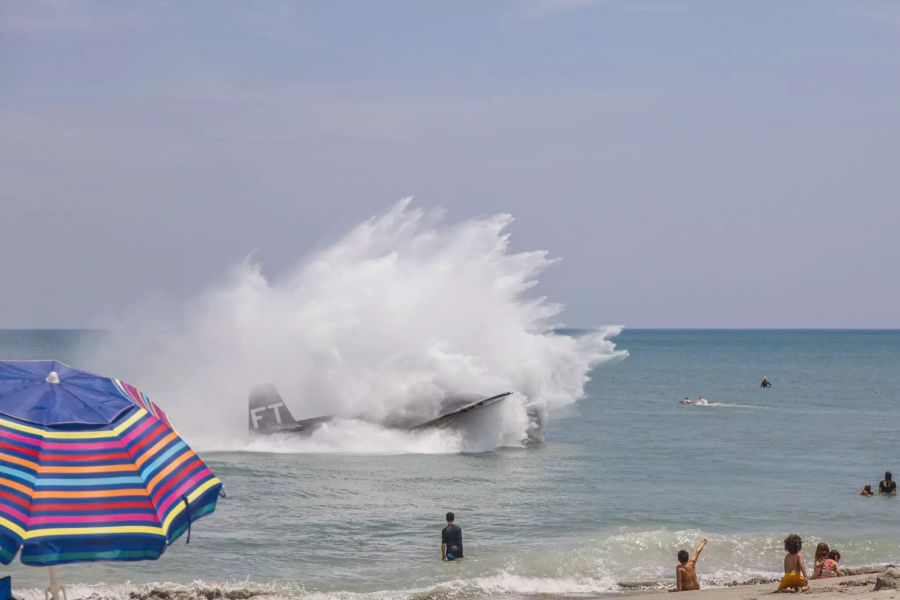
46 566 65 600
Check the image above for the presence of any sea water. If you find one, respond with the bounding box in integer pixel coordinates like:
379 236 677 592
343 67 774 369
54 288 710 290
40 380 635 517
1 328 899 599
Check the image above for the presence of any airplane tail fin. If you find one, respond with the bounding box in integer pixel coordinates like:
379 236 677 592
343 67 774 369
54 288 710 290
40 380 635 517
248 383 298 432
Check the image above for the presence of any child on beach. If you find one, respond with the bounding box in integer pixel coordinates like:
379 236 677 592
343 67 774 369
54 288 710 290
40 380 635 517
777 534 809 593
674 538 708 591
819 550 841 578
810 542 829 579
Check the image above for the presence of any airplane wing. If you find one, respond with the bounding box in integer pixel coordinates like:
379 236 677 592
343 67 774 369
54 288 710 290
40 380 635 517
410 392 512 431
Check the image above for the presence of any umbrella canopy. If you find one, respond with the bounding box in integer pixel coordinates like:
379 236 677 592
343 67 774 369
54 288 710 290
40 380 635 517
0 360 222 566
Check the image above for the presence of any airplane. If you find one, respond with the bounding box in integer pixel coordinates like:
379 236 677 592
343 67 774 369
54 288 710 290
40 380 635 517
248 383 513 436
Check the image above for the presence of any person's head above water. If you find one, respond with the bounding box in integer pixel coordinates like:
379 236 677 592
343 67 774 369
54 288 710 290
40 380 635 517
784 534 802 554
885 471 893 482
445 512 455 523
677 549 690 564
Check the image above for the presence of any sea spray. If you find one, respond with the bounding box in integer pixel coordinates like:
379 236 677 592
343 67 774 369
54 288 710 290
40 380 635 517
87 199 624 452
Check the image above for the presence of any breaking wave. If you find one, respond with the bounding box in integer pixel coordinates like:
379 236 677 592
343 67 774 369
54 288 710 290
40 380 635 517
10 528 890 599
88 199 625 453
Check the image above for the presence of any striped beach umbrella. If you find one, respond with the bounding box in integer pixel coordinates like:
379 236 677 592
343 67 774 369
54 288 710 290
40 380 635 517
0 360 222 566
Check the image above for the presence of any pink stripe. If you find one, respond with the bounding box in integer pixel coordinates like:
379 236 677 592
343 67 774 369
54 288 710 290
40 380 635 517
158 471 213 515
120 416 156 446
27 512 161 526
0 503 28 523
0 428 123 451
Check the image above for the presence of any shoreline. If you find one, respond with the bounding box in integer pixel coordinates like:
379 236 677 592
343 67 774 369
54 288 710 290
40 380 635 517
7 569 896 600
619 571 898 600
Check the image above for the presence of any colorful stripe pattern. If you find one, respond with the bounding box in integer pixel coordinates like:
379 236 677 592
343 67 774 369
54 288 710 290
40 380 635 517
0 371 221 566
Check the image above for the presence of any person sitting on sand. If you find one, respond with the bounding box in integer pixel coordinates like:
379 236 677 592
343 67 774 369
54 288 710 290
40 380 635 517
674 538 708 591
860 485 874 496
819 550 841 578
879 471 896 495
777 534 809 592
810 542 829 579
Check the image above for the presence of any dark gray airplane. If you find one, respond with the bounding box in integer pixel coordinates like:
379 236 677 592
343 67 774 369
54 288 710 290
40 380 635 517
248 383 513 435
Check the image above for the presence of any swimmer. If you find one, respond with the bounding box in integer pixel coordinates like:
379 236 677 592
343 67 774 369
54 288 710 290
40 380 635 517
441 511 463 561
680 396 693 405
860 485 874 497
695 396 708 406
879 471 896 495
761 376 773 388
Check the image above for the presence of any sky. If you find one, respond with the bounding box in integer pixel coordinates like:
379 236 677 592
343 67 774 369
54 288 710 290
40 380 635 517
2 0 899 329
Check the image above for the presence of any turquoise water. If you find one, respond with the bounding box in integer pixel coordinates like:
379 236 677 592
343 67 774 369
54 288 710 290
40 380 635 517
1 329 899 598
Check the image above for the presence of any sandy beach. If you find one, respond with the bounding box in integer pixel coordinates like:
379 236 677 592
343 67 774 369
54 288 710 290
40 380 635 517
624 573 900 600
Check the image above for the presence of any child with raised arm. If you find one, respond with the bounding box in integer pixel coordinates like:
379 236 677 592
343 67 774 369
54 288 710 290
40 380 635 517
777 534 809 592
674 538 708 591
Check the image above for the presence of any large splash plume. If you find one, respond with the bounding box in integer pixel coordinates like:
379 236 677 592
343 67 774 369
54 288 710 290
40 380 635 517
88 200 624 452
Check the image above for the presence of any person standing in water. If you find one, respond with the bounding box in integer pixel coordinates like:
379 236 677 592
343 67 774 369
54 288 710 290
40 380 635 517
441 512 464 561
879 471 896 495
760 376 773 388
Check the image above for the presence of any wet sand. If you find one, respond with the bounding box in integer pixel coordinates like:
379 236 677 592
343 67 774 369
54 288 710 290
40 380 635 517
622 573 899 600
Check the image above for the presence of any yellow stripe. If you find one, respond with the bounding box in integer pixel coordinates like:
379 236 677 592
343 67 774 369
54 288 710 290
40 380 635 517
38 463 137 474
23 525 165 540
0 409 146 439
161 477 221 532
0 515 25 538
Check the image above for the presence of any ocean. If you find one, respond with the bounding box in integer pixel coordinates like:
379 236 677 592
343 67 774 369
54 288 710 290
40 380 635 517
1 328 898 599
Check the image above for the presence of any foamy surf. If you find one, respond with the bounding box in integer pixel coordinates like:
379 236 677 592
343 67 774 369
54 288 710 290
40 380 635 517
209 420 464 455
86 200 626 454
6 528 892 599
686 401 769 409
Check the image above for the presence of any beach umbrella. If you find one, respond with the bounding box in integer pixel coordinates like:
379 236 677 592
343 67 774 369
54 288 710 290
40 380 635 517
0 360 222 581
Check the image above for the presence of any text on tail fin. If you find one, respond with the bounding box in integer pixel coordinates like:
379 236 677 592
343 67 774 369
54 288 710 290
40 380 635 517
248 383 297 431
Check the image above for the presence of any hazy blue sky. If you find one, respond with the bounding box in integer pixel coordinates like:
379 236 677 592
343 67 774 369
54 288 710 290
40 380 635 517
2 0 899 328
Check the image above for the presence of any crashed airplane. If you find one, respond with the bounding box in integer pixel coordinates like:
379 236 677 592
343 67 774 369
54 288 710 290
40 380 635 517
248 383 513 436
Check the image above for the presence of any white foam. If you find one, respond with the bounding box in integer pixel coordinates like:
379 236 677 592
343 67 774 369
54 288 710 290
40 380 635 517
88 199 625 454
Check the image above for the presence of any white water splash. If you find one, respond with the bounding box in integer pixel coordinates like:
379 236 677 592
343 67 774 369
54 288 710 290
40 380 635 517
89 199 624 453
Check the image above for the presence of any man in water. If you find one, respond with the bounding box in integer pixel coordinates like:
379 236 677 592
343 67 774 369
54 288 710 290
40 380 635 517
441 511 464 561
760 376 773 388
680 396 693 405
879 471 896 495
675 538 708 591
